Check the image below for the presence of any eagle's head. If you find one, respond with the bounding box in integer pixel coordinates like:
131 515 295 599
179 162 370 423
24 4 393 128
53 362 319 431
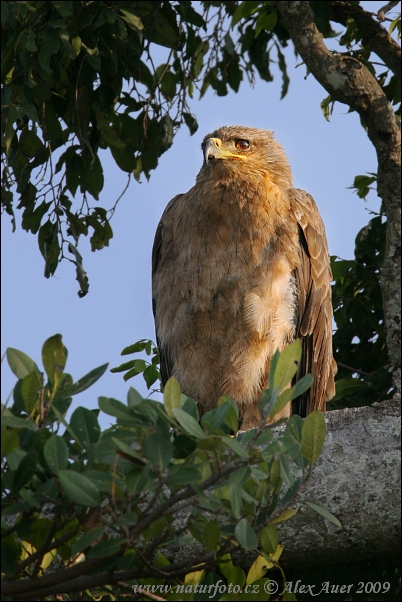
197 125 293 190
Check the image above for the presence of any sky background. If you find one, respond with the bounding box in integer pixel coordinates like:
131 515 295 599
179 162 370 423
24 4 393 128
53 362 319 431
1 2 395 428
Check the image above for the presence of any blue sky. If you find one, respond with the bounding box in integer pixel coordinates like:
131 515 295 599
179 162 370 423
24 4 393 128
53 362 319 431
1 2 392 428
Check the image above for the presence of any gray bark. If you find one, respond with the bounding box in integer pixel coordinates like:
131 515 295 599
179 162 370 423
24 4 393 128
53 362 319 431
276 1 401 396
277 399 401 568
163 401 401 570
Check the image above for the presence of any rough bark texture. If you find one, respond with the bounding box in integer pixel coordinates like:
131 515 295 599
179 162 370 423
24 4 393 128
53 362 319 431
276 1 401 396
162 401 401 570
277 399 401 568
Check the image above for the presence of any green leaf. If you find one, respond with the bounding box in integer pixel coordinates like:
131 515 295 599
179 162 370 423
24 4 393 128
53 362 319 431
110 145 137 173
305 501 342 528
19 128 44 159
269 508 298 525
301 410 326 463
1 430 20 457
273 340 301 392
230 486 243 518
225 567 246 588
116 512 138 527
246 554 271 585
269 460 282 493
219 396 239 432
71 526 105 556
389 15 401 36
228 467 251 487
203 401 231 434
121 340 153 355
291 374 314 399
269 387 292 418
42 334 67 388
21 370 41 414
286 414 304 442
163 376 181 418
98 397 131 420
261 524 279 555
52 1 72 19
58 470 100 507
1 414 35 429
255 10 277 37
12 451 38 492
231 1 260 29
222 436 249 459
144 432 172 468
25 30 38 52
38 28 60 72
67 363 108 396
86 537 126 558
70 407 100 449
127 387 143 407
126 466 150 495
6 348 39 379
111 438 146 464
43 434 69 475
143 364 159 388
183 112 199 135
204 520 220 551
173 408 206 439
119 8 144 32
172 434 197 459
148 5 179 49
332 377 366 401
234 518 258 551
320 94 334 121
280 457 294 487
311 1 334 36
166 465 201 485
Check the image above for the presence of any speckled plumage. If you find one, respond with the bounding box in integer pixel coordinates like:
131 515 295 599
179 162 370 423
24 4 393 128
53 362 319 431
152 126 336 429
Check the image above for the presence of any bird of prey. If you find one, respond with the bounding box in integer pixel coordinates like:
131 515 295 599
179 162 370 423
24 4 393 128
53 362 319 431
152 125 336 430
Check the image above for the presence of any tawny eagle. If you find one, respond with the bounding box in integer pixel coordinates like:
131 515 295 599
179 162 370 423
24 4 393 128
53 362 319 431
152 126 336 430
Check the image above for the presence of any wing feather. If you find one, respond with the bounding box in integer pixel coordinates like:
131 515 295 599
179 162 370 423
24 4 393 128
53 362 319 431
152 194 183 385
290 189 337 416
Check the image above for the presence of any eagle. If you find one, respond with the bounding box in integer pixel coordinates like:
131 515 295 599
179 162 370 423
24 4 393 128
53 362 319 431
152 125 336 430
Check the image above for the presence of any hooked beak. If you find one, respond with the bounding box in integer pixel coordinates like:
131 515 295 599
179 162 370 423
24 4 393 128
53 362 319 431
203 137 247 165
203 138 222 163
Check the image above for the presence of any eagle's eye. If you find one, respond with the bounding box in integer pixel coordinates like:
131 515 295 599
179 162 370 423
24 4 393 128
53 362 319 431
235 139 250 150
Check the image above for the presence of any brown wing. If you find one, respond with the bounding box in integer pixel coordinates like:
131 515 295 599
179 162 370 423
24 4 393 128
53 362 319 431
151 194 183 385
289 189 337 416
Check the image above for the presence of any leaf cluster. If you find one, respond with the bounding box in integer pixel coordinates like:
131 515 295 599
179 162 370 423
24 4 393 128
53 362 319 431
1 336 336 600
330 204 393 408
2 2 399 295
2 1 296 294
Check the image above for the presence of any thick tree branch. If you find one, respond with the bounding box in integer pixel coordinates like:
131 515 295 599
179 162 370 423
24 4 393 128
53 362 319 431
276 0 401 396
277 399 401 567
331 1 401 80
164 401 401 571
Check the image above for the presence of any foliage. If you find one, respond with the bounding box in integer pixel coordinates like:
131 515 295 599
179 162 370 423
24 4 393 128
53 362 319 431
1 0 291 295
4 2 398 294
1 336 337 601
110 338 161 389
330 186 394 409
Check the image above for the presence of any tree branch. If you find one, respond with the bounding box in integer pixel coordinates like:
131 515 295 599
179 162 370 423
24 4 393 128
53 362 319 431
276 0 401 396
161 400 401 570
331 1 401 80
